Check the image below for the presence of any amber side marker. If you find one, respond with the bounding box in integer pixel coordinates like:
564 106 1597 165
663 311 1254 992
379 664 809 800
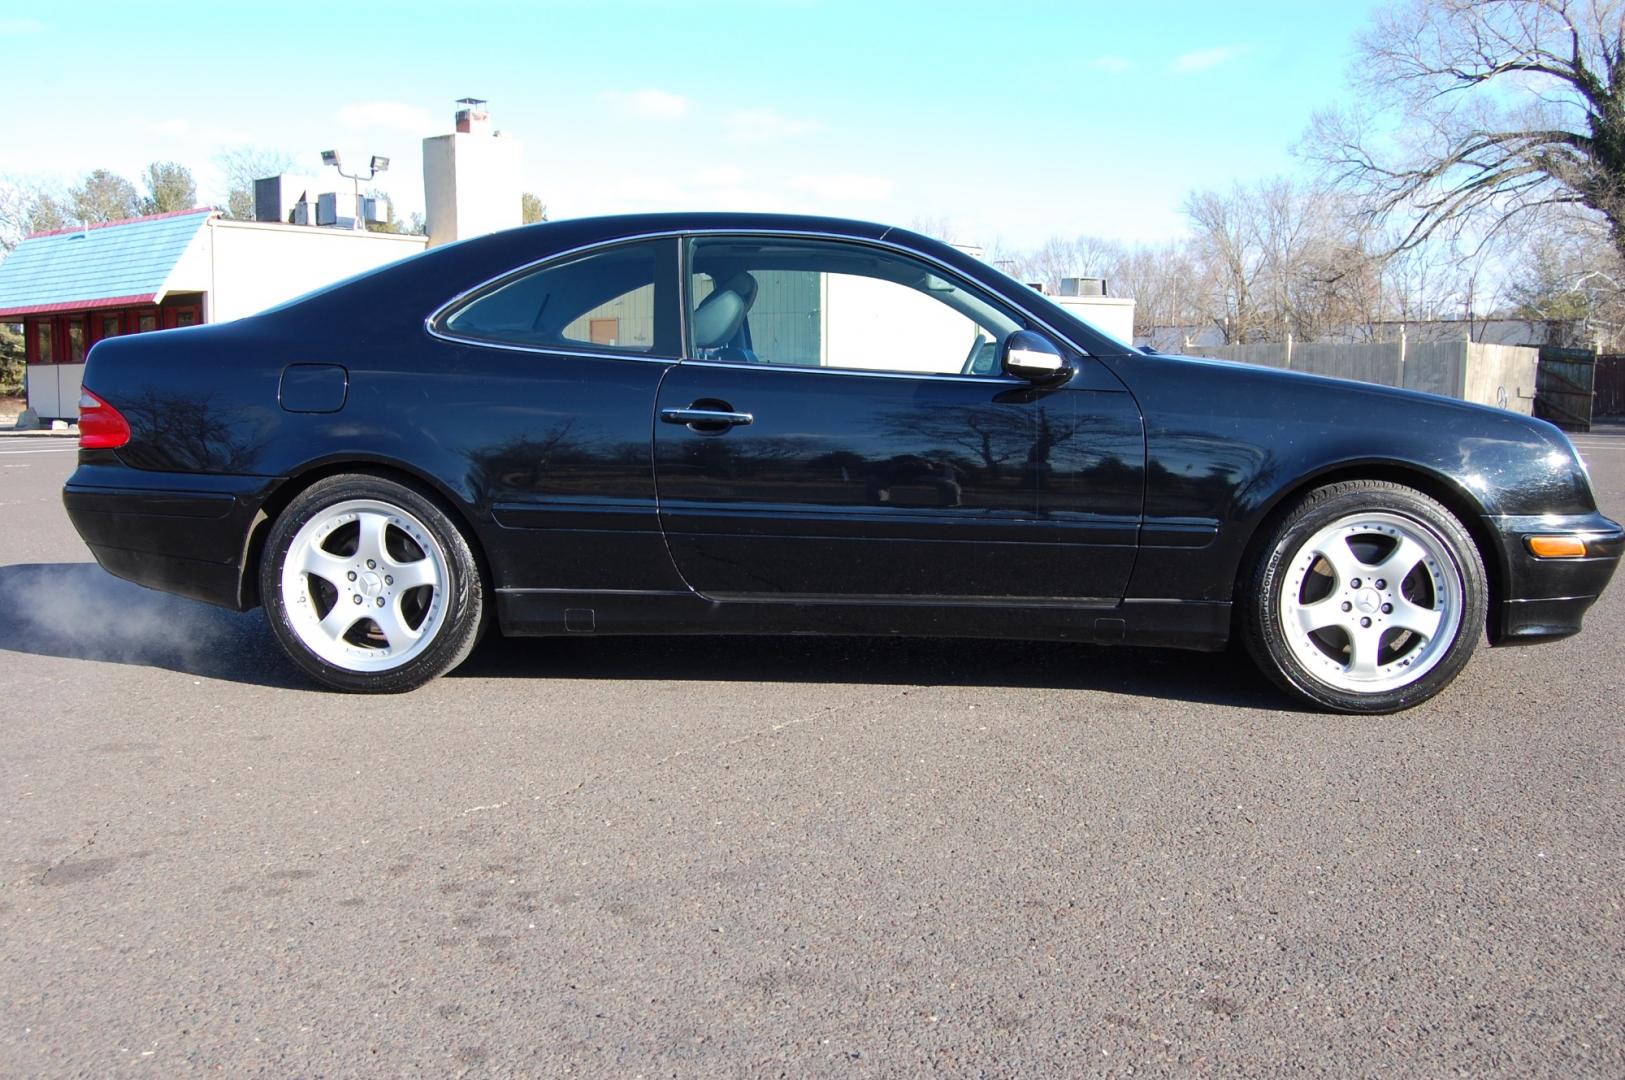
1527 535 1588 558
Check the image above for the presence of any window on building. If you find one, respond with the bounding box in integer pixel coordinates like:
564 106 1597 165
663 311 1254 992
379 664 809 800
29 320 53 364
137 312 157 333
438 240 672 355
67 318 86 363
99 314 122 340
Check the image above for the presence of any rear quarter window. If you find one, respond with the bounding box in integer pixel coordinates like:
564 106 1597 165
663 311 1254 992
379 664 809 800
439 241 665 354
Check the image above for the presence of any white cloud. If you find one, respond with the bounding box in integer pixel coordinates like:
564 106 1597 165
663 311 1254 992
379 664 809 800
606 175 688 203
1172 45 1248 73
1089 56 1133 73
0 18 46 34
693 166 750 187
724 108 823 142
142 117 253 147
337 101 434 133
603 89 691 119
787 173 895 202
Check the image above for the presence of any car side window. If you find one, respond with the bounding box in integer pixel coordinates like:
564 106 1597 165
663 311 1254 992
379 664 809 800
440 240 675 355
687 237 1024 376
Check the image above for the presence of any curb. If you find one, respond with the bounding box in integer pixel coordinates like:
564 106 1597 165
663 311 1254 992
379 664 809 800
0 427 79 439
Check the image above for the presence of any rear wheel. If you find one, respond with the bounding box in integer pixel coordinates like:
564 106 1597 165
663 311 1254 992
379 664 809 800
1242 480 1487 713
261 474 484 693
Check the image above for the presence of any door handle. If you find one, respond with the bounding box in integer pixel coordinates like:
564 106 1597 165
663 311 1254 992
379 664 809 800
660 407 753 427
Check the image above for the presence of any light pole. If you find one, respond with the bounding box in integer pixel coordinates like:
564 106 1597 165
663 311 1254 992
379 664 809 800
320 150 390 229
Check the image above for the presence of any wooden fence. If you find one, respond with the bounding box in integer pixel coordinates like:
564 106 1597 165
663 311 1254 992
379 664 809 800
1181 337 1537 415
1534 347 1596 432
1595 355 1625 417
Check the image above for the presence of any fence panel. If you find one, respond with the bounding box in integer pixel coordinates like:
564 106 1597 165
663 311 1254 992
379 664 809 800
1595 355 1625 417
1402 342 1467 398
1534 346 1596 432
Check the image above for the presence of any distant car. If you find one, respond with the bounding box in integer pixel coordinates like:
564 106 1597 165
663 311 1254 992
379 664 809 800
64 213 1622 712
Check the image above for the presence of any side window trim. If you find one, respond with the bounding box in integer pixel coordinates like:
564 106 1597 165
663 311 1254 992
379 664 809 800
677 233 1036 380
429 236 682 360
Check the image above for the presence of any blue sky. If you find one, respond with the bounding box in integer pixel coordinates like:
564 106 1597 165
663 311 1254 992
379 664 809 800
1 0 1381 248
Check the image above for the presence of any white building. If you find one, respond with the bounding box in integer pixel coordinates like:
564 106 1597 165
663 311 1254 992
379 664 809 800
0 100 525 422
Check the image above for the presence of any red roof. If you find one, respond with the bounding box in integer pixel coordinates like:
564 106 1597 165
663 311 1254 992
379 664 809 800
25 206 217 240
0 293 159 317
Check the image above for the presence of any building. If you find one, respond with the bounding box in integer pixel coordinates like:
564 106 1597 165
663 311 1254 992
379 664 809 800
422 99 522 248
0 100 523 423
1043 276 1135 344
0 209 428 421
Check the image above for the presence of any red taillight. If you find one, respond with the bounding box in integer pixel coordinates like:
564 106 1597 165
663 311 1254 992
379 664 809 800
78 388 131 450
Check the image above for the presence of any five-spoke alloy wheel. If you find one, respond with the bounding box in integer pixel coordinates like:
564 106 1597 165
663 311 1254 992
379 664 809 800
1243 480 1487 713
262 474 485 692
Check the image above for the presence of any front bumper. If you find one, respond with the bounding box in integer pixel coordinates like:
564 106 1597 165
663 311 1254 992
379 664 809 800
63 457 280 611
1488 511 1625 644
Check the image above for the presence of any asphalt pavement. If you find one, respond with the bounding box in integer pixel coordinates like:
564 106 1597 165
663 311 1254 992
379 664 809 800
1 427 1622 1077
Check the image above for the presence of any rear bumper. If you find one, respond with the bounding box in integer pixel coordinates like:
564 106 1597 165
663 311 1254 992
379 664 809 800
63 458 280 611
1488 511 1624 645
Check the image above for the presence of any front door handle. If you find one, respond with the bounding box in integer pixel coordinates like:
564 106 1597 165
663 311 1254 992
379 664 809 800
660 407 754 427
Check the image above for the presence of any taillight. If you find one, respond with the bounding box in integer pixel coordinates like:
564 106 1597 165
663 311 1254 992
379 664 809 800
78 388 131 450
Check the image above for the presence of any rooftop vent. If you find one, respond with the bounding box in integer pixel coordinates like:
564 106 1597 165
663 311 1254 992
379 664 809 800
1060 276 1107 297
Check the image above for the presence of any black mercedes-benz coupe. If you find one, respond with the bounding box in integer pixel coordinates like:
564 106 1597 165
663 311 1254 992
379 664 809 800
63 213 1622 711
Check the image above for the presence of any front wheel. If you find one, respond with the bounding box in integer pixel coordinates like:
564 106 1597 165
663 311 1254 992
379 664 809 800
1242 480 1487 714
261 474 485 693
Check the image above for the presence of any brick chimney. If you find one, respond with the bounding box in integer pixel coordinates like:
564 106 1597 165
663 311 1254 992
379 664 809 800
455 98 490 134
422 97 522 248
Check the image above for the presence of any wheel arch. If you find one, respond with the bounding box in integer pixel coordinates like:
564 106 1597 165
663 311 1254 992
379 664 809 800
1232 460 1507 641
236 456 493 611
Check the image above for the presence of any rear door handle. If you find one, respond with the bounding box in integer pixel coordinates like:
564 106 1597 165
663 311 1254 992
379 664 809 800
660 408 753 427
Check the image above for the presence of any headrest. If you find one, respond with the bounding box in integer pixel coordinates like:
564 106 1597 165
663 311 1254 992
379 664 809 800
692 272 759 349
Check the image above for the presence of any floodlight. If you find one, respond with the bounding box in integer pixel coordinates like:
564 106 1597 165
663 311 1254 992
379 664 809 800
370 155 390 173
321 150 341 167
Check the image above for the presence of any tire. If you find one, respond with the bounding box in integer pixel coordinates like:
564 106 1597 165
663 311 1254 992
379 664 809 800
1241 480 1487 714
260 474 484 693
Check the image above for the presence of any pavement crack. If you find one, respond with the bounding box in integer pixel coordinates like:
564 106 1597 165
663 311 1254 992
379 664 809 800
25 824 106 888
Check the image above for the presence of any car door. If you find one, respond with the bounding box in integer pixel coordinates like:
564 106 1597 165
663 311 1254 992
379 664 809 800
653 235 1143 604
428 237 688 596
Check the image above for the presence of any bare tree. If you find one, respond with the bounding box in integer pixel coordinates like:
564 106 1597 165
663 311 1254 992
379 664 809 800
1377 233 1469 332
1309 0 1625 260
1506 218 1625 343
70 169 141 224
1184 185 1267 343
27 192 70 234
141 161 197 215
1113 243 1206 340
1005 234 1125 293
907 215 957 243
0 179 34 253
215 146 298 220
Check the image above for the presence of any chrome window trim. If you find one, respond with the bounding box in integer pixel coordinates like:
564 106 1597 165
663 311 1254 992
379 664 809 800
429 341 679 366
677 358 1024 386
424 233 682 363
423 226 1095 379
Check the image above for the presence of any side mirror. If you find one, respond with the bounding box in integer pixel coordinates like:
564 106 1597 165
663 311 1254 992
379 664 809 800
1003 330 1071 381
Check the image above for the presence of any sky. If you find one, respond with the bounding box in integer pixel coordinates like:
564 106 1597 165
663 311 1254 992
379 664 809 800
0 0 1382 250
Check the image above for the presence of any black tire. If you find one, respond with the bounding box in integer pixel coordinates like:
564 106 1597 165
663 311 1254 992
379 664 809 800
1241 480 1487 714
260 474 484 693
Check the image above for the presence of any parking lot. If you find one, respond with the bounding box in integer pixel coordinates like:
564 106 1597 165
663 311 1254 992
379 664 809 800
2 427 1622 1077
